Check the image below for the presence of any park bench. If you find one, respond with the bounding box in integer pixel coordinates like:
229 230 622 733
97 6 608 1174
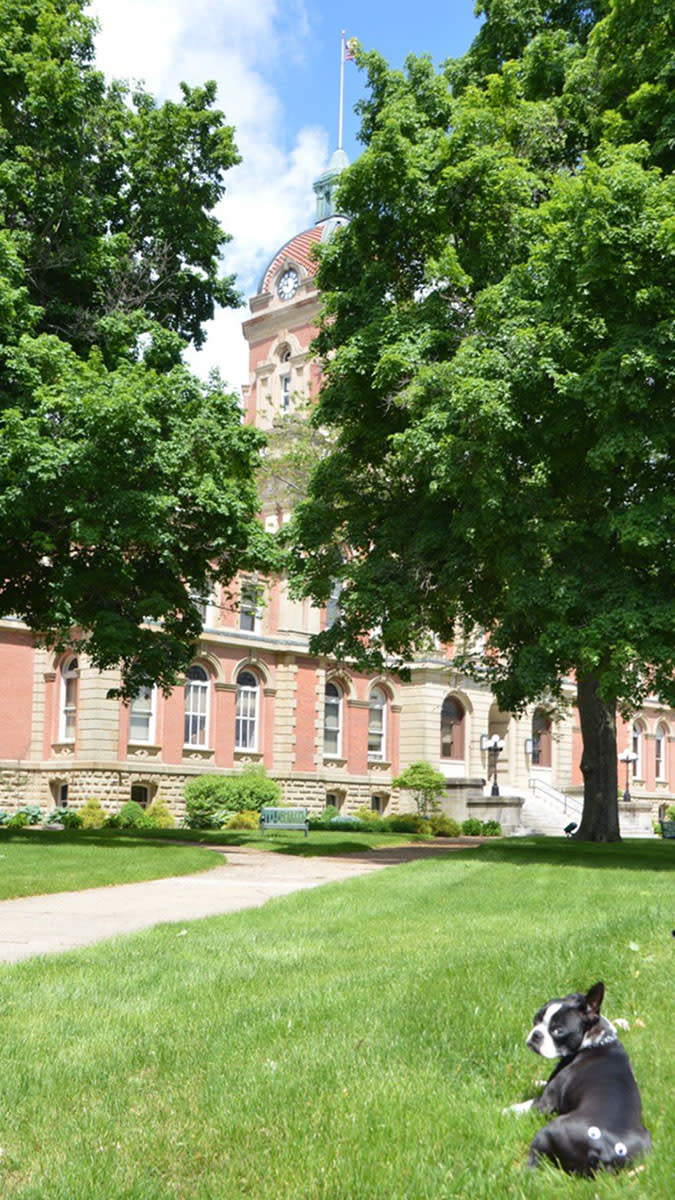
260 806 309 837
659 820 675 840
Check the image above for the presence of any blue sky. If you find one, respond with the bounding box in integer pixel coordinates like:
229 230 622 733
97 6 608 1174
89 1 482 385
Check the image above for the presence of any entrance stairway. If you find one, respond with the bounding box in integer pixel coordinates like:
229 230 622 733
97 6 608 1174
518 779 654 837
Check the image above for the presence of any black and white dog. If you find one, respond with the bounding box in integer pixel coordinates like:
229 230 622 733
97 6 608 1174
507 981 651 1175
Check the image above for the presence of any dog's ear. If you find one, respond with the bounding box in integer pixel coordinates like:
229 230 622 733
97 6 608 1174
583 981 604 1021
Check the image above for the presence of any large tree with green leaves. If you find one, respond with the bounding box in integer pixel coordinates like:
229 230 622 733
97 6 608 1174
289 0 675 841
0 0 271 696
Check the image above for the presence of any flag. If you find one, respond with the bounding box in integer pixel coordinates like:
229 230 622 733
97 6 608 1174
344 37 359 62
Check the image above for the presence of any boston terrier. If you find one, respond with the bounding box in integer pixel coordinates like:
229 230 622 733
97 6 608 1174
507 981 651 1175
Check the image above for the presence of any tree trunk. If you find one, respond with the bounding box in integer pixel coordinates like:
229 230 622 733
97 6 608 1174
575 672 621 842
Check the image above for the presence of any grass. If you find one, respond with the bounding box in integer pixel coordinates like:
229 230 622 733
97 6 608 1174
0 838 671 1197
0 830 219 899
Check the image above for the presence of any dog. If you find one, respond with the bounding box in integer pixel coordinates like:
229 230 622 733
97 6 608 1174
506 981 651 1175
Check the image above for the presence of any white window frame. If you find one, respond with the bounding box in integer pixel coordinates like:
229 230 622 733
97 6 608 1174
235 670 259 751
239 582 260 633
655 724 667 782
631 721 644 778
129 686 156 744
324 681 342 757
184 665 210 748
368 686 387 762
59 656 78 742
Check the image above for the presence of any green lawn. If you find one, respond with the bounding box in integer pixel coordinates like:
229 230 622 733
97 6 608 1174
0 839 672 1199
0 830 219 899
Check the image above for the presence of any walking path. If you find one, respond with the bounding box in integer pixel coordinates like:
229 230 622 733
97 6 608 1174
0 840 470 965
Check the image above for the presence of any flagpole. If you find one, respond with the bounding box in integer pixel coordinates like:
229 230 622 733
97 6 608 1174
338 30 345 151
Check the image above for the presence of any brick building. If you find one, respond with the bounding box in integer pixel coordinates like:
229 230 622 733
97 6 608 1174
0 152 671 834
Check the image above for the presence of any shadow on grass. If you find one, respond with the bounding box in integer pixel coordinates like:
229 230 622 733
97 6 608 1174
455 836 675 872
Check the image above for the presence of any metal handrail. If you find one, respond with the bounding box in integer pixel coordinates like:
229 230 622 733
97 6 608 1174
529 777 583 817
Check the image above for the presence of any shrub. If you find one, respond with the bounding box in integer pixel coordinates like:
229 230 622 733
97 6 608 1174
224 809 260 830
6 812 29 829
145 799 175 829
103 813 121 829
308 805 340 830
79 797 106 830
355 806 382 824
481 819 502 837
46 807 82 829
117 800 148 829
461 818 483 836
430 814 462 837
386 813 432 835
184 768 282 828
0 811 8 826
14 805 42 826
184 776 233 827
667 805 675 821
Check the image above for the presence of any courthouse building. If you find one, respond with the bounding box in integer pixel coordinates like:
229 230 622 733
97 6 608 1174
0 152 671 834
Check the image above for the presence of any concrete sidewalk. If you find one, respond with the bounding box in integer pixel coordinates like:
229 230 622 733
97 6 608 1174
0 842 462 964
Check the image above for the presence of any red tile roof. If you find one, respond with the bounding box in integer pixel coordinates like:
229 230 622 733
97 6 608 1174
259 227 322 294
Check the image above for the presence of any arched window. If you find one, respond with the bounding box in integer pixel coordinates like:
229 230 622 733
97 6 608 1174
440 696 465 760
632 721 644 778
368 687 387 761
129 686 155 744
655 723 667 782
184 665 209 747
324 682 342 756
60 656 78 742
532 710 552 768
235 670 258 751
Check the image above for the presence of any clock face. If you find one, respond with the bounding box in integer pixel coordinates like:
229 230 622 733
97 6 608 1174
277 268 299 300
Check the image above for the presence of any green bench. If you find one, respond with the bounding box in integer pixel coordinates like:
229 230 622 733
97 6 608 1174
659 820 675 840
260 806 309 837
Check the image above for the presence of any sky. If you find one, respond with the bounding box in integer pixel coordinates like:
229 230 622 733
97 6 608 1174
89 1 482 390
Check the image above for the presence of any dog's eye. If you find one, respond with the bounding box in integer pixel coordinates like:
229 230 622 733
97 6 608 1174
588 1126 602 1141
551 1028 564 1038
614 1142 627 1158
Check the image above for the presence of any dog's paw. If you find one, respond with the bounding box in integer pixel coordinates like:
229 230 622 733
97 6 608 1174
502 1099 535 1116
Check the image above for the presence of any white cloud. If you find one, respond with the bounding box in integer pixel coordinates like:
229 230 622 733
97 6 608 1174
89 0 329 389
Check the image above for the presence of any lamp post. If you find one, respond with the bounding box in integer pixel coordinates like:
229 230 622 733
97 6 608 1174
481 733 505 796
618 749 638 803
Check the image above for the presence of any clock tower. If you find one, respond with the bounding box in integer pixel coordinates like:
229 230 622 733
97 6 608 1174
241 148 349 432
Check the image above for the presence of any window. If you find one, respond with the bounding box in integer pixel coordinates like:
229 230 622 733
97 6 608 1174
368 687 387 761
325 579 342 630
131 784 150 808
129 686 155 743
60 656 78 742
57 782 68 808
324 682 342 756
235 670 258 750
655 724 667 782
532 710 552 768
632 722 644 778
371 794 383 814
440 696 465 760
184 665 209 747
239 582 260 633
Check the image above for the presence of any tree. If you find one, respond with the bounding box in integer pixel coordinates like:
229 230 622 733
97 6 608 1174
289 4 675 841
392 761 446 817
0 0 272 696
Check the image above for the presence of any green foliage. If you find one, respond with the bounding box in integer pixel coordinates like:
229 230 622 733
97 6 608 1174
480 819 502 837
224 809 261 831
116 801 148 829
78 797 106 830
14 804 42 825
386 814 432 835
46 806 82 828
145 799 175 829
184 769 282 828
290 6 675 843
6 812 29 829
392 761 446 816
0 0 273 695
461 818 483 836
429 814 462 837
